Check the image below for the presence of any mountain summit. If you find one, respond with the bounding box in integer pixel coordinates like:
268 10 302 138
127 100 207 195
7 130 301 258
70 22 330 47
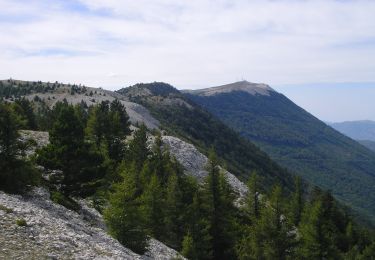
184 80 274 96
185 81 375 224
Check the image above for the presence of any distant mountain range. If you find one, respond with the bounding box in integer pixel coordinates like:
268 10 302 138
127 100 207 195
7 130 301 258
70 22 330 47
329 120 375 141
358 140 375 152
328 121 375 152
184 81 375 224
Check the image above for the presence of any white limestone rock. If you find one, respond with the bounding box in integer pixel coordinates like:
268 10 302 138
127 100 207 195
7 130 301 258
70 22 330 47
162 135 248 199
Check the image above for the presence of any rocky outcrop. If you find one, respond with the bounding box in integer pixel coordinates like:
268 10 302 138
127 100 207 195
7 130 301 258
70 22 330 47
162 136 248 199
0 188 183 260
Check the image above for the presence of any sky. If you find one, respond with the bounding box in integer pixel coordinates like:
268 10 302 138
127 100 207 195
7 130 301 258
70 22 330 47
0 0 375 121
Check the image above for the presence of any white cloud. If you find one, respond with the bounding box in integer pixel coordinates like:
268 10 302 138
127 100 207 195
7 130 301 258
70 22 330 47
0 0 375 90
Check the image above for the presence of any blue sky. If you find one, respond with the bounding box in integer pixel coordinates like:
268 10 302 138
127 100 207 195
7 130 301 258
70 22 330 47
0 0 375 121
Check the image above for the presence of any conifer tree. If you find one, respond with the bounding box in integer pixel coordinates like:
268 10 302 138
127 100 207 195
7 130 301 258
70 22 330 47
181 231 197 260
14 98 37 130
164 172 183 248
298 200 326 259
141 173 165 240
201 149 237 259
298 196 340 259
104 163 148 254
37 103 103 195
0 103 38 193
188 192 213 260
246 171 260 220
238 185 295 260
262 185 295 259
127 124 149 172
289 176 304 226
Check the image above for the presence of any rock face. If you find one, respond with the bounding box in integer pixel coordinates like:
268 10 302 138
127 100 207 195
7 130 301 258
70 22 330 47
0 188 184 260
183 80 274 97
162 135 248 199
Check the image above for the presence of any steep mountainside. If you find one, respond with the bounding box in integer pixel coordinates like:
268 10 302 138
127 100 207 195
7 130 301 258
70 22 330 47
117 82 295 193
330 120 375 141
184 81 375 224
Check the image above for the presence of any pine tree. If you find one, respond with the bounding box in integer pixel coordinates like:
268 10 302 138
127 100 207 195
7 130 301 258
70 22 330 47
37 103 103 195
107 100 131 162
0 103 38 193
298 200 326 259
262 185 295 259
201 149 237 259
104 163 148 254
164 172 183 248
141 173 165 240
127 124 149 172
189 192 213 260
246 171 260 220
298 195 341 259
181 231 197 260
14 98 37 130
85 101 110 146
289 176 304 226
238 185 295 260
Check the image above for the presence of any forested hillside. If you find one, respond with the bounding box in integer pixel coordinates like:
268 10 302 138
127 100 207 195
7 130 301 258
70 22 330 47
117 82 294 193
1 80 375 258
185 81 375 225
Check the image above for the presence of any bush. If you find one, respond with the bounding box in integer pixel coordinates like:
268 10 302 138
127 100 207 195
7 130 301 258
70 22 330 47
50 191 80 212
0 204 13 213
16 218 27 226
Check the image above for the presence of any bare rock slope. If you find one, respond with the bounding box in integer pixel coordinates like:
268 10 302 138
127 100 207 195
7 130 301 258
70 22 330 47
162 135 248 199
0 188 183 260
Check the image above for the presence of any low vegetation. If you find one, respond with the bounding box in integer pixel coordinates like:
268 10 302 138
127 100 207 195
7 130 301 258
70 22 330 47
0 204 13 213
16 218 27 227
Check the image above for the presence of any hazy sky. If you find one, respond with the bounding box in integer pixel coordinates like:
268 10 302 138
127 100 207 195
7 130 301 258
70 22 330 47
0 0 375 121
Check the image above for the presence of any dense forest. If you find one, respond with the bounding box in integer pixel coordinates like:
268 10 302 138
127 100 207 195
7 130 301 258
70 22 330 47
185 88 375 225
1 93 375 259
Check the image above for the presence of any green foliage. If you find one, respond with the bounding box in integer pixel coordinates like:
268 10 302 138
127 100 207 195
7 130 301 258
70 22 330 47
0 204 13 213
199 150 238 259
0 103 39 193
126 124 148 172
104 163 149 254
37 102 104 196
289 176 304 226
245 171 260 220
50 191 80 211
141 173 165 239
14 98 37 130
117 83 295 194
186 90 375 224
237 185 296 260
16 218 27 227
181 232 196 259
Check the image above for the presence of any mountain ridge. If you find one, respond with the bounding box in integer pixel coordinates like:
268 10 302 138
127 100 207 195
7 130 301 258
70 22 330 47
329 120 375 142
183 80 274 96
185 81 375 224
